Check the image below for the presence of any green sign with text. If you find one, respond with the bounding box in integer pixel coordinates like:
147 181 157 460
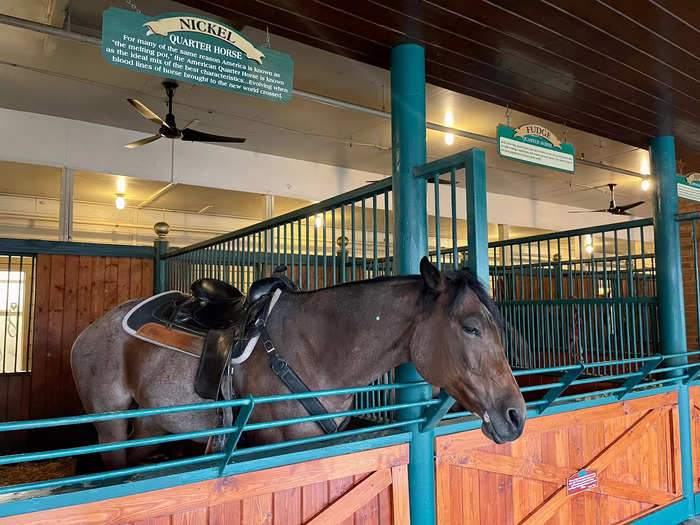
102 8 294 102
497 124 575 173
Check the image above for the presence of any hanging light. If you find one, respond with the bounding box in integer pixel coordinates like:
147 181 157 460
640 157 650 176
444 110 454 127
641 178 651 191
116 177 126 193
585 244 593 255
315 213 323 228
584 234 592 245
444 133 454 145
115 195 125 210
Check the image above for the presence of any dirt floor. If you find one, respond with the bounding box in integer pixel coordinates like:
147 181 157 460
0 457 77 487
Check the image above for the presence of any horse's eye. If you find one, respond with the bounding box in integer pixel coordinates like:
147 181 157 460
463 326 481 337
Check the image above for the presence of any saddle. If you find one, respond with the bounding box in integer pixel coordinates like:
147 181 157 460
123 266 298 400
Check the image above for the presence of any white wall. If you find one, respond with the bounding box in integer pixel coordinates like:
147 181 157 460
0 108 647 235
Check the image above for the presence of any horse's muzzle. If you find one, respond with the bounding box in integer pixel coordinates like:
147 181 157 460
481 404 525 444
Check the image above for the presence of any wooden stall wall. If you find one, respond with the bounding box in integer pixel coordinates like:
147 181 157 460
436 392 681 524
2 443 410 525
688 385 700 493
0 254 153 453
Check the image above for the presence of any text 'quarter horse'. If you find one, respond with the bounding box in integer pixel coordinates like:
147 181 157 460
71 257 525 468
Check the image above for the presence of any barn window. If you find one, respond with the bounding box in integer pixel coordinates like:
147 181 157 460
0 255 35 373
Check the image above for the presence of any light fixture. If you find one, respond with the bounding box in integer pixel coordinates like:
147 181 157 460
315 213 323 228
444 133 454 146
116 177 126 193
115 195 125 210
641 157 650 176
585 244 593 255
584 234 592 245
641 178 651 191
444 110 454 127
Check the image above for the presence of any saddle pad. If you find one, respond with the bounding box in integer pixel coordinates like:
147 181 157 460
122 291 204 357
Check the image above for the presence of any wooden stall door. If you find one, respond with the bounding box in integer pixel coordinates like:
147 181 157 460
0 254 153 453
2 444 411 525
436 393 682 525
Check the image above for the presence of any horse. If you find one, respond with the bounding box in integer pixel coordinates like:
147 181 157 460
71 257 526 469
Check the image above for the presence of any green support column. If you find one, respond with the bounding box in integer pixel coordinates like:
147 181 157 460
465 149 488 285
650 136 693 517
390 44 435 524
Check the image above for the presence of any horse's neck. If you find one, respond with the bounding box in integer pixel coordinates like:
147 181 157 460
273 279 423 388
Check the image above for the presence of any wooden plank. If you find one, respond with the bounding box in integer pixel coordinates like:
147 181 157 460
241 494 272 525
75 256 93 334
390 464 410 525
272 487 300 525
209 501 241 525
90 257 105 322
449 462 463 524
60 255 79 416
520 408 662 524
171 507 208 525
568 426 585 522
129 258 143 299
377 485 391 525
446 450 674 506
352 472 376 524
29 254 51 420
46 255 65 419
1 444 408 525
328 476 354 525
116 257 132 305
302 481 328 522
103 257 118 314
307 469 392 525
460 465 480 525
142 258 153 296
435 462 450 525
131 517 171 525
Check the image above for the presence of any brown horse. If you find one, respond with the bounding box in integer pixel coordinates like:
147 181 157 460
71 258 525 468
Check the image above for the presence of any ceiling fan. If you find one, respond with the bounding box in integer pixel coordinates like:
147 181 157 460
124 81 246 148
568 183 644 216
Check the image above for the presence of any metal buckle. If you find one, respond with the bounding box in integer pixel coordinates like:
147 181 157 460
263 339 275 353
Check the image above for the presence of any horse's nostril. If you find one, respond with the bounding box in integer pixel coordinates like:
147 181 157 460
506 407 523 431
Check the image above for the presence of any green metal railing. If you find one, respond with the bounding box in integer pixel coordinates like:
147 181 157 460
162 179 394 293
489 219 658 375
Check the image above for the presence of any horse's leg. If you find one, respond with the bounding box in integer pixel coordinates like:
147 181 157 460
93 418 129 469
126 417 167 465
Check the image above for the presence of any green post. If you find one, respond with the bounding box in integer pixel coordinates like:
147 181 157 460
465 149 488 284
153 222 170 294
650 136 693 517
390 44 435 524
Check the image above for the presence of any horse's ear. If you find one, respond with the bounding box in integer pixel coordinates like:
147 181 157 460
420 256 447 293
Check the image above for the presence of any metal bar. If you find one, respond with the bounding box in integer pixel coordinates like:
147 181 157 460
537 362 585 414
218 395 255 475
616 355 663 399
420 389 456 432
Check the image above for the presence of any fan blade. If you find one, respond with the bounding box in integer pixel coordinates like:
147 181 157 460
127 99 171 129
124 135 162 149
182 119 199 130
568 209 610 214
180 128 245 143
618 201 645 211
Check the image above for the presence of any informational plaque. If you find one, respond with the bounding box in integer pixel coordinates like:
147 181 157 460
678 176 700 202
497 124 575 173
102 8 294 103
566 470 598 496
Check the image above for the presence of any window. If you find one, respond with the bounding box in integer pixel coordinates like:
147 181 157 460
0 256 35 373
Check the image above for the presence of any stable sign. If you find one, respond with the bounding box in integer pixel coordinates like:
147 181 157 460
102 8 294 103
497 124 575 173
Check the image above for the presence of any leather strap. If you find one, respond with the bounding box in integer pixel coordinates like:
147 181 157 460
257 324 337 434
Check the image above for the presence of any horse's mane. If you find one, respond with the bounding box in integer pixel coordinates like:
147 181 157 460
299 267 502 328
446 268 503 329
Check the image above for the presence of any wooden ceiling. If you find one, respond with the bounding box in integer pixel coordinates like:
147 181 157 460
180 0 700 171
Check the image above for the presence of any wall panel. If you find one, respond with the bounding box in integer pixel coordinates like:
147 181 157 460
0 253 153 453
436 392 682 524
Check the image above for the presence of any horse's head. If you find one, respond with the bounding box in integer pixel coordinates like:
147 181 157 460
410 257 526 443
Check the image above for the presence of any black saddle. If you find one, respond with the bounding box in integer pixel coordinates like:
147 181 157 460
195 267 298 400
